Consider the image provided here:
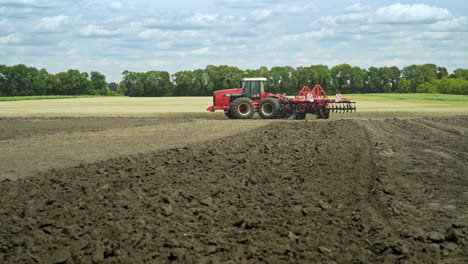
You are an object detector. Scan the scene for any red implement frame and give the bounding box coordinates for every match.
[297,84,328,99]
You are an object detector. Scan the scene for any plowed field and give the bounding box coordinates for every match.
[1,116,467,264]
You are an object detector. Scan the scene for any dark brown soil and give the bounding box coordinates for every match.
[0,116,467,263]
[0,117,191,140]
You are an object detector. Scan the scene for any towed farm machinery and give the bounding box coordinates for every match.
[207,78,356,119]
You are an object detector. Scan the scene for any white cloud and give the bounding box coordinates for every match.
[282,29,336,41]
[250,9,273,20]
[315,3,454,26]
[217,0,285,9]
[430,17,468,32]
[34,15,69,32]
[80,25,120,37]
[1,0,40,7]
[110,1,123,10]
[415,32,453,41]
[372,3,452,24]
[141,12,246,32]
[345,3,371,13]
[191,47,213,56]
[0,34,21,44]
[1,0,467,82]
[0,19,11,33]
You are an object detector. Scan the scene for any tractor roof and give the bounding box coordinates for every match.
[240,77,267,82]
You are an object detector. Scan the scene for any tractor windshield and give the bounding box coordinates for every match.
[242,81,264,98]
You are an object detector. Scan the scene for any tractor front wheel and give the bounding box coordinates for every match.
[230,97,255,119]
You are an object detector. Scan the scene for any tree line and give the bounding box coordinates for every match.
[1,64,467,97]
[0,64,119,96]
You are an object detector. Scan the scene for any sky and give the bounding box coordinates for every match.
[1,0,467,82]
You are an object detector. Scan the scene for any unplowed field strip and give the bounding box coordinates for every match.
[0,118,271,181]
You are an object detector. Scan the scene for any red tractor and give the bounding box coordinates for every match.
[207,77,355,119]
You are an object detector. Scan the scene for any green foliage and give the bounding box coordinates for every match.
[0,63,467,97]
[108,82,119,92]
[416,83,437,93]
[452,68,468,80]
[0,95,97,102]
[90,71,108,95]
[350,93,468,101]
[0,64,48,96]
[121,70,172,97]
[435,77,468,95]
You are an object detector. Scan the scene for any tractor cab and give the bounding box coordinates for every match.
[240,78,267,99]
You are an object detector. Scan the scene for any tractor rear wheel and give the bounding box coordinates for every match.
[230,97,255,119]
[258,97,281,119]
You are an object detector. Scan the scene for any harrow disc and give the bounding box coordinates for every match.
[329,103,356,113]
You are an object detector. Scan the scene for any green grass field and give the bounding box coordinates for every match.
[348,93,468,102]
[0,94,467,118]
[0,95,102,102]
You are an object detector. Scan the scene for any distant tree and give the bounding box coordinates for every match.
[413,64,438,90]
[331,64,365,93]
[50,70,90,95]
[120,70,145,97]
[365,67,381,93]
[437,67,448,79]
[309,65,331,91]
[416,82,437,93]
[397,79,411,93]
[107,82,119,92]
[402,64,438,93]
[2,63,466,97]
[331,64,353,93]
[172,70,194,96]
[388,66,401,92]
[144,71,172,96]
[0,65,6,96]
[435,77,468,94]
[90,71,108,95]
[192,69,210,96]
[452,68,468,80]
[267,66,296,94]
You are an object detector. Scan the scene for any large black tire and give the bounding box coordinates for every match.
[258,97,281,119]
[293,112,306,120]
[224,110,233,119]
[316,107,330,119]
[323,108,330,119]
[316,108,322,119]
[278,112,293,119]
[229,97,255,119]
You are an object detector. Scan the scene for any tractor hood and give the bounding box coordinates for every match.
[215,88,243,97]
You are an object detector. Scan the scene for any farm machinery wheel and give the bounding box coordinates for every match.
[229,97,255,119]
[258,97,281,119]
[278,112,293,119]
[293,112,306,120]
[315,107,330,119]
[323,108,330,119]
[224,110,233,119]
